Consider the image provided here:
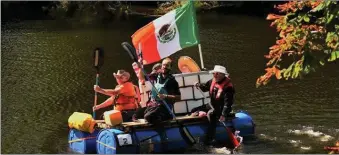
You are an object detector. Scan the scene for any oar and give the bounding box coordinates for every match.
[220,121,241,153]
[196,87,240,152]
[121,42,196,145]
[93,48,104,119]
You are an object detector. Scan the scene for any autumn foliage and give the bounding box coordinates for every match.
[256,0,339,87]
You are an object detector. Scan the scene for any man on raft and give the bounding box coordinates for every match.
[93,70,140,122]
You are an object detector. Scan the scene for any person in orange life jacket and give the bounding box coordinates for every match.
[93,70,139,122]
[143,58,181,124]
[132,62,162,121]
[194,65,235,145]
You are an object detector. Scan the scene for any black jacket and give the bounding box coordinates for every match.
[199,77,235,116]
[149,73,181,105]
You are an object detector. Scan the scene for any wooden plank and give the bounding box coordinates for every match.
[95,115,236,129]
[121,115,207,128]
[122,119,148,126]
[97,122,112,129]
[95,120,105,123]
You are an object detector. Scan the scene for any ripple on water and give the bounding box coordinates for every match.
[288,127,335,142]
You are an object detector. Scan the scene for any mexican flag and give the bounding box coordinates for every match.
[131,1,200,65]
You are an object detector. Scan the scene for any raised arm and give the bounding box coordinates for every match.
[94,85,120,96]
[198,79,212,92]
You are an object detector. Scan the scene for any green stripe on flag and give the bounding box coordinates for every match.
[175,1,200,48]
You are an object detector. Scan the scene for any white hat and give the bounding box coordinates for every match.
[210,65,229,76]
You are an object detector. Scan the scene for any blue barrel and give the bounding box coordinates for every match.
[135,127,190,153]
[134,130,162,153]
[135,123,234,153]
[95,111,255,154]
[232,110,255,136]
[96,129,138,154]
[186,121,235,142]
[68,129,99,154]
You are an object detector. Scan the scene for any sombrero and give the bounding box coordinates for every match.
[178,56,201,73]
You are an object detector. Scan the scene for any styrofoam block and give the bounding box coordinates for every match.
[193,87,204,99]
[140,91,150,103]
[139,81,152,93]
[204,97,211,105]
[187,100,203,112]
[204,91,209,97]
[144,81,152,92]
[183,75,199,86]
[175,76,184,87]
[180,87,193,100]
[193,87,209,99]
[174,101,187,114]
[199,74,213,84]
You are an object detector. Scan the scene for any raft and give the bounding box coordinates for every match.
[68,71,256,154]
[96,111,254,154]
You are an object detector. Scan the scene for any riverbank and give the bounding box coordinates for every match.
[2,1,282,22]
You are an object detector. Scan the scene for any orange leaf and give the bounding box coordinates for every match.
[267,14,283,20]
[264,54,272,59]
[276,39,286,44]
[275,69,282,79]
[311,1,321,8]
[279,31,286,38]
[269,45,279,50]
[265,67,273,72]
[286,26,294,32]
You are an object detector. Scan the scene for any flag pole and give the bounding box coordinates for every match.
[138,43,143,66]
[137,42,146,107]
[198,44,205,69]
[192,0,204,70]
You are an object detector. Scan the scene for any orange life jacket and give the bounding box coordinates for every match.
[114,82,140,111]
[209,77,232,100]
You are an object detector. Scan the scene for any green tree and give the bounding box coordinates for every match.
[46,1,130,22]
[256,0,339,87]
[154,1,220,15]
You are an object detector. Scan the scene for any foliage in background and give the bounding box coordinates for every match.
[45,1,131,22]
[256,0,339,87]
[154,1,220,15]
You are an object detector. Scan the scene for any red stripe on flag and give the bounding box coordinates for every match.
[131,22,160,65]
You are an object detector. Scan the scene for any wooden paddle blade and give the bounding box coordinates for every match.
[179,123,196,145]
[225,127,240,149]
[93,48,104,68]
[121,42,138,62]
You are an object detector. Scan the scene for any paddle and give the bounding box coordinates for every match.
[121,42,196,145]
[93,48,104,119]
[196,87,240,152]
[220,121,241,153]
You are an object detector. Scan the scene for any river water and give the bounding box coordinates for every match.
[1,13,338,154]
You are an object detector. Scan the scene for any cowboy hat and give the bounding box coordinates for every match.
[210,65,229,76]
[178,56,201,73]
[113,70,130,80]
